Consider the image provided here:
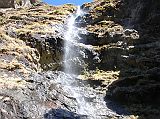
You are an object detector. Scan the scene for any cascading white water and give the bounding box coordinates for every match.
[63,6,84,74]
[63,6,95,115]
[59,6,121,119]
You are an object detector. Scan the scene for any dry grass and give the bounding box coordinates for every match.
[78,69,120,86]
[0,77,26,89]
[15,22,59,35]
[0,3,76,81]
[78,69,120,88]
[0,30,40,75]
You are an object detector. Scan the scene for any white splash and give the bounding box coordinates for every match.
[63,6,99,117]
[61,6,120,119]
[63,6,84,74]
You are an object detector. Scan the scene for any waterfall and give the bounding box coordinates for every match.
[58,6,121,119]
[63,6,95,116]
[63,6,84,74]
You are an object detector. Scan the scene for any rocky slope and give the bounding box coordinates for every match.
[0,0,39,8]
[0,0,160,119]
[0,3,81,119]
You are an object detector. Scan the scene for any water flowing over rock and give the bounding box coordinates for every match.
[60,6,127,119]
[0,0,160,119]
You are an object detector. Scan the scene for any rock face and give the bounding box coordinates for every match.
[0,31,40,79]
[0,0,160,119]
[0,0,39,8]
[80,0,160,118]
[0,71,83,119]
[0,0,15,8]
[1,3,76,70]
[0,3,81,119]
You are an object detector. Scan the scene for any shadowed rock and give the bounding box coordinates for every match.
[81,0,160,118]
[0,0,14,8]
[44,108,87,119]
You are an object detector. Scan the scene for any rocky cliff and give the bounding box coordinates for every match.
[0,0,160,119]
[80,0,160,118]
[0,3,79,119]
[0,0,39,8]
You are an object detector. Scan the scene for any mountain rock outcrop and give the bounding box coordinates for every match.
[0,3,79,119]
[80,0,160,118]
[0,0,39,8]
[0,0,160,119]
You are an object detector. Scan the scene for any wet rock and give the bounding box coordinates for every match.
[44,108,87,119]
[0,70,127,119]
[81,0,160,118]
